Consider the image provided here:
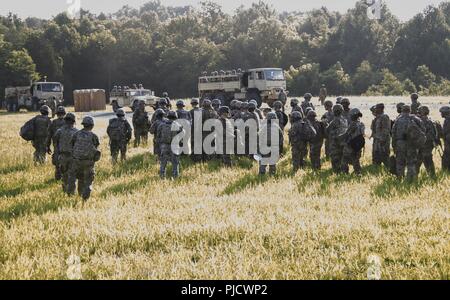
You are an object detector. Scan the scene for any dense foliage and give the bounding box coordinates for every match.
[0,0,449,102]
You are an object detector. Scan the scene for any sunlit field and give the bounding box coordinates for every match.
[0,96,449,280]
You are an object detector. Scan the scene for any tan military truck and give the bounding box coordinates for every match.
[4,81,64,112]
[110,86,158,112]
[198,68,287,107]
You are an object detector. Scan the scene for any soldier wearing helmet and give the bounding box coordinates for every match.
[150,108,167,158]
[289,111,308,172]
[68,115,100,201]
[201,99,218,160]
[175,100,191,121]
[278,88,288,107]
[53,113,78,193]
[259,112,284,176]
[336,96,343,105]
[189,98,202,162]
[290,98,304,119]
[47,105,67,179]
[249,99,263,120]
[218,106,234,167]
[371,103,391,168]
[341,108,365,175]
[340,98,351,122]
[24,105,52,164]
[416,105,438,177]
[321,100,335,159]
[212,99,221,112]
[162,92,172,109]
[273,101,288,130]
[410,93,421,115]
[319,84,327,106]
[439,106,450,171]
[307,109,326,170]
[326,104,349,173]
[301,93,315,116]
[396,102,405,116]
[157,111,183,178]
[107,108,133,164]
[133,100,150,148]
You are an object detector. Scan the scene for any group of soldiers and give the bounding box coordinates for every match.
[24,92,450,201]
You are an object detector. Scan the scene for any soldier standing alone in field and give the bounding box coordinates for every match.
[416,106,438,177]
[372,103,391,168]
[68,116,100,202]
[326,104,349,174]
[53,113,78,193]
[107,109,133,164]
[319,84,327,106]
[30,105,52,164]
[132,101,150,147]
[439,106,450,171]
[47,106,67,179]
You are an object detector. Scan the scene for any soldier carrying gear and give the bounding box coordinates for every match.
[340,98,351,122]
[289,111,309,172]
[47,105,67,179]
[68,116,100,202]
[150,108,167,157]
[416,105,438,177]
[249,99,263,119]
[371,103,391,168]
[307,110,325,170]
[212,99,221,112]
[290,98,305,119]
[273,101,288,131]
[133,101,150,147]
[201,99,218,160]
[53,113,78,193]
[107,109,133,164]
[217,106,235,167]
[259,112,284,175]
[24,105,52,164]
[189,98,202,161]
[439,106,450,171]
[278,88,288,107]
[392,105,426,181]
[301,93,315,116]
[321,100,335,159]
[157,111,183,178]
[341,108,365,175]
[326,104,349,173]
[411,93,421,115]
[162,92,172,109]
[336,96,343,105]
[176,100,191,121]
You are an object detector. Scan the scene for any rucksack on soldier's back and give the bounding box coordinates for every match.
[407,117,426,148]
[20,119,35,141]
[108,118,125,141]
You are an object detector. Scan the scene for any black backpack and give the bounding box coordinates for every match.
[20,119,35,141]
[349,135,366,152]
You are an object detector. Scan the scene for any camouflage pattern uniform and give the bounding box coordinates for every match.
[278,89,288,107]
[341,98,352,123]
[392,106,424,180]
[150,109,166,157]
[259,113,284,175]
[30,106,52,164]
[372,104,391,167]
[411,93,421,115]
[189,99,202,161]
[68,117,100,201]
[440,107,450,171]
[301,93,315,114]
[319,85,327,106]
[307,111,326,170]
[157,112,183,178]
[417,106,438,176]
[289,112,308,171]
[47,107,67,179]
[273,101,288,131]
[218,106,234,167]
[176,100,191,121]
[107,110,133,163]
[132,103,150,147]
[321,100,334,159]
[201,100,218,160]
[53,113,78,193]
[342,109,365,174]
[290,99,305,119]
[326,105,349,173]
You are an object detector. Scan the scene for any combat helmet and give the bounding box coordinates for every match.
[56,106,66,115]
[333,104,344,115]
[418,106,430,116]
[304,93,313,100]
[40,105,50,115]
[64,113,76,123]
[291,111,302,122]
[176,100,185,107]
[82,116,95,127]
[116,108,126,117]
[167,111,178,120]
[349,108,363,118]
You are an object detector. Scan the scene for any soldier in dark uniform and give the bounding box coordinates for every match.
[47,106,67,179]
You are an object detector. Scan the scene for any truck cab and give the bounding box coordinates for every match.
[31,82,64,106]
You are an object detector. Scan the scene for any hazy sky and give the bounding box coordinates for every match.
[0,0,445,21]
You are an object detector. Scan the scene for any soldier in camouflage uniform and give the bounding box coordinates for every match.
[341,98,352,123]
[278,88,288,108]
[150,109,166,158]
[218,106,235,167]
[410,93,421,115]
[301,93,315,114]
[290,98,305,119]
[47,106,67,179]
[439,106,450,171]
[212,99,221,113]
[416,106,438,177]
[319,84,327,106]
[259,112,284,175]
[30,105,52,164]
[230,100,240,120]
[201,99,218,160]
[68,116,100,201]
[392,105,424,181]
[107,109,133,164]
[53,113,78,193]
[273,101,288,131]
[162,92,172,110]
[289,111,307,172]
[307,110,326,170]
[326,104,349,174]
[189,98,202,162]
[176,100,191,121]
[132,101,150,147]
[372,103,391,168]
[321,100,334,159]
[342,108,365,175]
[157,111,183,178]
[250,99,264,120]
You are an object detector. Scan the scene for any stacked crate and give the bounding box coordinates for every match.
[74,89,106,112]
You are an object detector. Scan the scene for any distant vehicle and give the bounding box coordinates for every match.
[4,81,64,112]
[110,86,158,112]
[198,68,287,107]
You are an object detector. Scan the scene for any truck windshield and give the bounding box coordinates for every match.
[264,70,284,81]
[41,83,62,92]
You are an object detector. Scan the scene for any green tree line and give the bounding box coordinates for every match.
[0,0,449,103]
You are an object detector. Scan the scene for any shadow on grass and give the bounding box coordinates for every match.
[371,171,448,198]
[0,190,75,223]
[0,163,30,175]
[297,164,385,196]
[0,178,57,198]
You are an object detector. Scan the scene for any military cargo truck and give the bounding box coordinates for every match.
[4,81,64,112]
[198,68,287,107]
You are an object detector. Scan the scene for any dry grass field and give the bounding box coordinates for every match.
[0,96,449,280]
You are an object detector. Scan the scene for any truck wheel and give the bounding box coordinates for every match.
[247,91,262,108]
